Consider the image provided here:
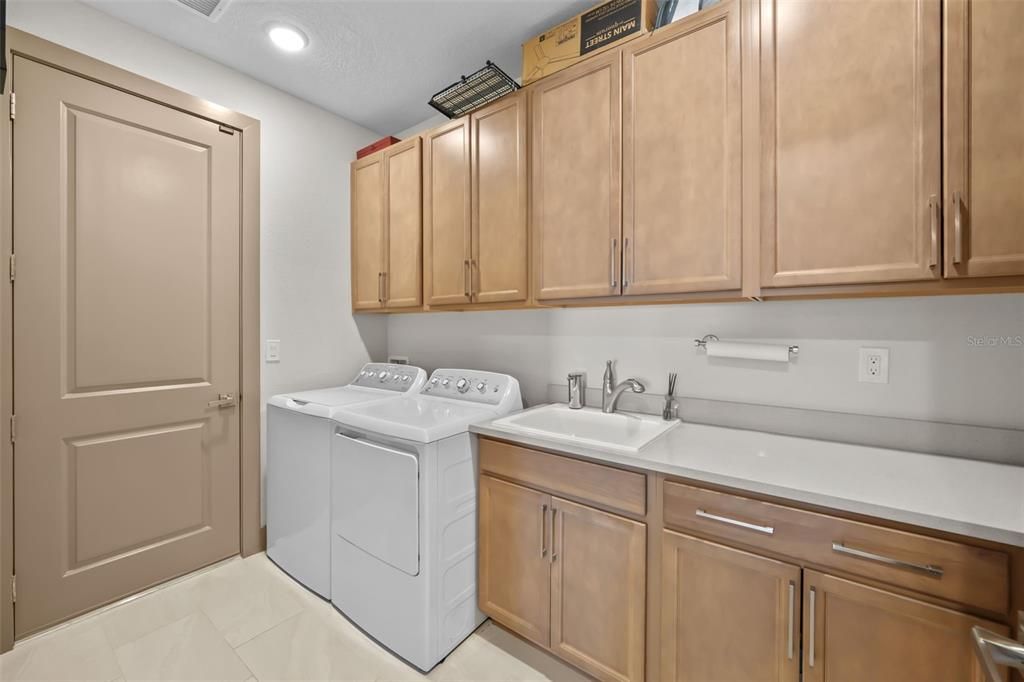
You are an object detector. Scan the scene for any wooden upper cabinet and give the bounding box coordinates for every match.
[662,530,800,682]
[532,50,622,301]
[383,138,422,308]
[944,0,1024,278]
[423,119,472,305]
[478,475,552,649]
[623,2,742,296]
[351,154,385,311]
[550,497,645,682]
[472,93,529,304]
[803,571,1005,682]
[760,0,942,288]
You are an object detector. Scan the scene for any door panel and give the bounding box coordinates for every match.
[472,94,528,304]
[13,57,241,636]
[760,0,941,287]
[944,0,1024,277]
[803,571,1005,682]
[478,475,551,648]
[384,138,422,308]
[623,3,742,295]
[661,530,800,682]
[351,154,385,310]
[532,51,622,300]
[423,120,472,306]
[550,497,645,682]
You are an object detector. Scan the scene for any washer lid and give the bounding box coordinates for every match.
[268,364,427,417]
[334,396,498,443]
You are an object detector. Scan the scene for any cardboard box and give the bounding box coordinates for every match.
[356,136,401,159]
[522,0,656,85]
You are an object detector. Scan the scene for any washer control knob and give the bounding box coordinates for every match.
[476,382,486,393]
[378,371,389,383]
[403,375,411,383]
[456,378,470,393]
[442,378,450,387]
[430,377,439,385]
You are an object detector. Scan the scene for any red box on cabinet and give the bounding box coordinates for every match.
[356,136,401,159]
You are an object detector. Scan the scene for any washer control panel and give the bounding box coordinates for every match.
[351,363,426,392]
[421,369,521,408]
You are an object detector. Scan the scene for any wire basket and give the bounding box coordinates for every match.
[428,61,520,119]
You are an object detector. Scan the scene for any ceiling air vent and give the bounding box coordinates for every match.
[172,0,233,21]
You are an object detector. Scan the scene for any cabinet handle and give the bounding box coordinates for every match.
[953,191,964,265]
[382,271,388,302]
[609,238,618,289]
[831,542,943,577]
[540,504,548,558]
[378,272,384,303]
[470,259,477,298]
[695,508,775,535]
[808,586,816,668]
[463,259,471,298]
[786,581,795,661]
[550,507,559,563]
[928,195,939,268]
[622,237,630,288]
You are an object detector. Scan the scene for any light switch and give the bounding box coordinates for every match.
[266,339,281,363]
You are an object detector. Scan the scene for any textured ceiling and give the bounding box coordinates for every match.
[81,0,593,134]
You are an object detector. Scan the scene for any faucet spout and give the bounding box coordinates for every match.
[603,378,646,414]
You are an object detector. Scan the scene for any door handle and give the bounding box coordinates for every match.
[540,504,548,558]
[928,195,939,268]
[786,581,795,660]
[377,272,384,303]
[382,271,388,303]
[622,237,630,289]
[953,191,964,265]
[609,238,618,289]
[550,507,559,563]
[207,393,236,408]
[808,586,817,668]
[463,259,471,298]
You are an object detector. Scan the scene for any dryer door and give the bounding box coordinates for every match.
[332,431,420,576]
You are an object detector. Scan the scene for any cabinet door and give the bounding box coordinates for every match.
[423,120,472,305]
[944,0,1024,278]
[760,0,941,287]
[351,154,385,311]
[550,497,645,682]
[472,93,529,304]
[531,50,622,301]
[661,530,800,682]
[383,138,422,308]
[623,2,742,296]
[478,475,551,648]
[803,570,1006,682]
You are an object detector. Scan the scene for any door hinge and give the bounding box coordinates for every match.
[10,575,15,603]
[8,253,14,283]
[9,92,15,121]
[218,124,235,135]
[9,414,15,444]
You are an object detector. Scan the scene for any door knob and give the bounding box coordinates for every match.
[207,393,236,408]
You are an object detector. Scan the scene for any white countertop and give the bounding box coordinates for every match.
[471,406,1024,548]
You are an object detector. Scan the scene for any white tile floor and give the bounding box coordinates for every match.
[0,553,590,681]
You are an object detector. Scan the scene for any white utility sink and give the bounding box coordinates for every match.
[492,403,678,453]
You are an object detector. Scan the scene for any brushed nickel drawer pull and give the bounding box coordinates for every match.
[808,586,816,668]
[831,542,943,577]
[695,508,775,535]
[786,581,795,660]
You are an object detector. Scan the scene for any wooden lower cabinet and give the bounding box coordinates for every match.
[661,530,800,682]
[551,497,646,682]
[803,570,1006,682]
[478,474,646,682]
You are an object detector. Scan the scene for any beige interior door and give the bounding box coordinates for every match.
[351,154,386,311]
[471,93,528,304]
[423,120,472,306]
[760,0,942,288]
[661,530,800,682]
[531,50,623,301]
[944,0,1024,278]
[623,2,742,296]
[13,56,241,637]
[383,138,422,309]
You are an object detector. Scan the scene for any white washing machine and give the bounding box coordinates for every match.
[266,363,426,598]
[329,369,522,671]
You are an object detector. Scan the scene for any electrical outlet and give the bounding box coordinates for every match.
[858,347,889,384]
[388,355,410,365]
[266,339,281,363]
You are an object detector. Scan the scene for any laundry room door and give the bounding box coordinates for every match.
[12,55,241,637]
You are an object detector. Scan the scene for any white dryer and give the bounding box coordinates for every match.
[266,363,426,598]
[329,369,522,671]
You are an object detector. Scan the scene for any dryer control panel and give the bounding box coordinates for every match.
[421,369,523,410]
[351,363,426,392]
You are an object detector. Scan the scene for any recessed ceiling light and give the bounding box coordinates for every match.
[268,24,308,53]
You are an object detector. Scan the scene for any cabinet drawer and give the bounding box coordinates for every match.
[663,480,1009,614]
[479,438,646,516]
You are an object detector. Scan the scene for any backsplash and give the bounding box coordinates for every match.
[387,294,1024,437]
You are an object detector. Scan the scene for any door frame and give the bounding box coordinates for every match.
[0,28,262,653]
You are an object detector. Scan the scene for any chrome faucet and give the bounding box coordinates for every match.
[601,360,646,414]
